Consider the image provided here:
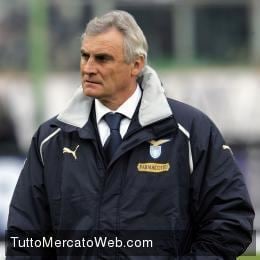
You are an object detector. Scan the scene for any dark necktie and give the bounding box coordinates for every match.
[103,112,124,162]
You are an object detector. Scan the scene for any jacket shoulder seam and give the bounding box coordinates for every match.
[178,123,190,139]
[178,123,193,174]
[40,128,61,165]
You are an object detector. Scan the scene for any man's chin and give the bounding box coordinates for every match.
[82,87,101,98]
[82,82,102,95]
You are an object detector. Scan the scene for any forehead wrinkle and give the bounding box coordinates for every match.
[82,30,124,57]
[83,44,118,55]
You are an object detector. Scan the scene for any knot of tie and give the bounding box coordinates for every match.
[103,112,124,163]
[103,112,124,131]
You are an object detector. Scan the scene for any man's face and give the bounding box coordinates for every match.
[80,27,143,109]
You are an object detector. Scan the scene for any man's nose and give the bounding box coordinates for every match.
[82,57,97,74]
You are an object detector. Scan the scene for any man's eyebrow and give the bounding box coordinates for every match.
[80,49,88,55]
[95,53,113,58]
[80,50,113,57]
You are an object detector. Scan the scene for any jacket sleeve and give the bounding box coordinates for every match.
[185,118,255,259]
[6,131,55,259]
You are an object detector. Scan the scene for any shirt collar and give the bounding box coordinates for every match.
[95,84,142,124]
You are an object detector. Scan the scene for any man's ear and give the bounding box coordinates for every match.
[131,56,145,77]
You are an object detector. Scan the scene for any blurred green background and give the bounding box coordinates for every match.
[0,0,260,258]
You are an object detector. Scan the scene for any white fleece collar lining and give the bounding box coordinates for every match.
[57,66,173,128]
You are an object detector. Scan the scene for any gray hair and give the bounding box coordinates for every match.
[82,10,148,64]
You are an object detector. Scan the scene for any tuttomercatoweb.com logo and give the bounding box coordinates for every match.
[7,230,254,256]
[6,231,161,256]
[9,235,153,249]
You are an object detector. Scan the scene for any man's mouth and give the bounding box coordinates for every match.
[84,80,102,85]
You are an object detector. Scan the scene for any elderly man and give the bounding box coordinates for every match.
[7,10,254,259]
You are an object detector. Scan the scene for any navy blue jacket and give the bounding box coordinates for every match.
[7,66,254,259]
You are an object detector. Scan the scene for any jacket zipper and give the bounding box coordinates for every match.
[91,140,109,259]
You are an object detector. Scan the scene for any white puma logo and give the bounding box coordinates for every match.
[63,145,79,160]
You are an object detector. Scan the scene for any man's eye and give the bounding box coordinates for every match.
[81,52,89,60]
[96,55,110,62]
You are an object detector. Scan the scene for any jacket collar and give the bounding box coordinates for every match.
[56,65,173,128]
